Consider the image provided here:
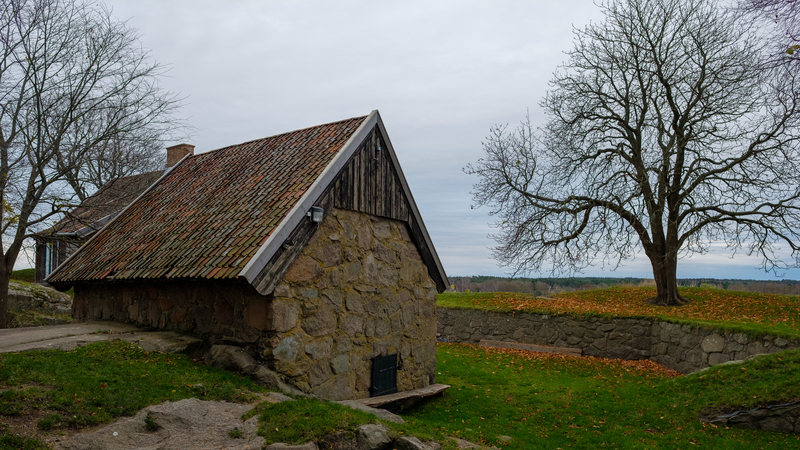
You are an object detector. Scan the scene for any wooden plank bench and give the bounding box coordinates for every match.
[356,383,450,409]
[479,339,582,357]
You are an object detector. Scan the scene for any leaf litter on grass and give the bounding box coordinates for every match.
[407,343,800,449]
[447,286,800,333]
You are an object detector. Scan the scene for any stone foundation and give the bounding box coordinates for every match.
[71,209,438,400]
[437,307,799,374]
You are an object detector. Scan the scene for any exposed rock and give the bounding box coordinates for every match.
[270,298,300,333]
[706,401,800,434]
[284,256,323,283]
[8,281,72,315]
[265,443,319,450]
[357,423,391,449]
[317,431,362,450]
[394,437,426,450]
[205,345,259,373]
[56,398,263,450]
[204,344,300,396]
[252,366,283,391]
[133,332,203,354]
[452,437,498,449]
[305,337,334,360]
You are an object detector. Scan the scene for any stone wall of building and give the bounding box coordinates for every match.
[266,209,438,400]
[437,307,799,374]
[71,208,438,401]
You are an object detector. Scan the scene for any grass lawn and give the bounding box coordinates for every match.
[438,286,800,339]
[2,286,799,448]
[0,340,445,449]
[10,269,35,284]
[405,343,800,449]
[0,340,267,448]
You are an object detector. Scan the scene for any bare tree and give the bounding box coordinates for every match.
[65,134,166,202]
[0,0,183,326]
[467,0,800,306]
[741,0,800,54]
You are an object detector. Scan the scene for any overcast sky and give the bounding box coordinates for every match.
[69,0,798,281]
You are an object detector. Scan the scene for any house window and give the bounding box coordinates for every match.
[43,242,57,278]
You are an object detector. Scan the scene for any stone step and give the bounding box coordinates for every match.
[356,383,450,409]
[479,339,582,357]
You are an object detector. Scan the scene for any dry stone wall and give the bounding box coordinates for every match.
[437,307,799,373]
[71,208,438,401]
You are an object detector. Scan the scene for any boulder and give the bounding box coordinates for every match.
[56,398,263,450]
[205,344,260,373]
[8,281,72,315]
[357,423,391,449]
[393,436,442,450]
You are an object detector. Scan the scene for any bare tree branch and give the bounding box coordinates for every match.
[467,0,800,306]
[0,0,186,326]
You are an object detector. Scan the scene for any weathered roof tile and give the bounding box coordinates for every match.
[48,115,366,283]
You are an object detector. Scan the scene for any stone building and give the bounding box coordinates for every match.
[48,111,448,400]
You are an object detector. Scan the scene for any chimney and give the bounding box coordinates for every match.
[166,144,195,168]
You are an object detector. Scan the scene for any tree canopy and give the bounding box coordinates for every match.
[467,0,800,306]
[0,0,184,326]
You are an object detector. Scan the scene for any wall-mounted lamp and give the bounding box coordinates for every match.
[307,206,324,223]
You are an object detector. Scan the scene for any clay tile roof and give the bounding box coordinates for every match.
[47,115,368,283]
[36,171,164,237]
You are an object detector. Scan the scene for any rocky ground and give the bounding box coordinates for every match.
[7,281,73,327]
[51,396,479,450]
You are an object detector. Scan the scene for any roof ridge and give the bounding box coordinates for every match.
[191,114,370,157]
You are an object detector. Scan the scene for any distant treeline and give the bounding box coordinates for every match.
[448,276,800,296]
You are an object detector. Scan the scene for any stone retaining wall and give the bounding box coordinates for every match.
[437,307,799,374]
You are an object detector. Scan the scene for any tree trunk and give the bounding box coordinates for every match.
[0,269,10,328]
[648,252,688,306]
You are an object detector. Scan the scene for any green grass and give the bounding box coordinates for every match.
[0,424,48,450]
[247,397,446,447]
[248,397,385,444]
[0,340,265,444]
[0,340,448,448]
[10,268,35,283]
[7,310,72,328]
[2,338,799,448]
[404,343,800,449]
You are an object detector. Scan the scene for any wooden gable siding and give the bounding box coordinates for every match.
[330,126,410,222]
[250,125,446,295]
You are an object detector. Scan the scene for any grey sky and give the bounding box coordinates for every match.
[85,0,798,281]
